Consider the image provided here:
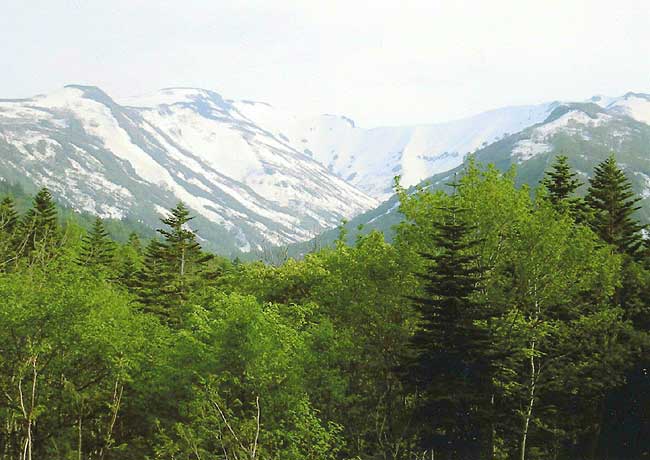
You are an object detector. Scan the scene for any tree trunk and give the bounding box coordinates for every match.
[18,356,38,460]
[520,339,536,460]
[485,393,495,460]
[78,414,83,460]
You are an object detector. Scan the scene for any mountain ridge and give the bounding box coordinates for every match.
[0,84,377,254]
[2,85,649,255]
[310,92,650,251]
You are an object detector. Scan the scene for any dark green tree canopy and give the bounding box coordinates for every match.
[135,202,213,326]
[156,202,212,277]
[19,187,61,257]
[0,196,19,234]
[543,154,581,205]
[541,154,590,222]
[405,197,495,457]
[78,217,115,270]
[585,155,644,257]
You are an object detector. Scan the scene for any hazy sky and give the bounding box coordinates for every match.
[2,0,650,126]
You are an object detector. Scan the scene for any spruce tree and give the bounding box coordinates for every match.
[542,154,589,222]
[157,202,212,278]
[0,196,20,267]
[126,232,142,255]
[543,155,580,204]
[405,197,494,459]
[78,217,115,270]
[135,202,212,327]
[19,187,60,257]
[0,196,19,234]
[117,232,143,288]
[585,155,644,257]
[136,239,175,321]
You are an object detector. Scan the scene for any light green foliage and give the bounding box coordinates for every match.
[77,216,116,272]
[0,165,648,459]
[394,162,640,459]
[0,260,167,459]
[153,293,344,459]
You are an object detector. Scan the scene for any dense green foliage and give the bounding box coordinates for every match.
[1,155,649,460]
[585,156,645,257]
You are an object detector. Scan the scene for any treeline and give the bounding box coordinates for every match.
[0,155,648,460]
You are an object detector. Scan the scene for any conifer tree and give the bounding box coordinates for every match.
[157,202,212,278]
[0,196,20,267]
[0,196,19,234]
[78,217,115,270]
[585,155,644,257]
[126,232,142,255]
[542,154,589,222]
[405,197,494,459]
[117,233,144,289]
[136,239,174,320]
[543,155,580,203]
[135,202,212,327]
[19,187,60,257]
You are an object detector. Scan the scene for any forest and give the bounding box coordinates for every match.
[0,155,649,460]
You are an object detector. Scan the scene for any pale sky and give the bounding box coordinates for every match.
[2,0,650,126]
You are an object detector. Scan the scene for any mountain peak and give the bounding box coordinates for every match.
[118,87,228,109]
[0,84,377,254]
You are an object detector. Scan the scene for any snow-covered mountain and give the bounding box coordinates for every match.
[320,92,650,247]
[0,85,377,253]
[2,85,648,255]
[232,99,559,200]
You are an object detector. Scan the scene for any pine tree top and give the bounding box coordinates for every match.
[78,217,115,268]
[585,155,644,256]
[0,196,19,232]
[543,154,581,205]
[26,188,57,222]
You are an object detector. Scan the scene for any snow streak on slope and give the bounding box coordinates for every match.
[604,93,650,125]
[3,85,649,254]
[512,109,611,162]
[0,86,377,253]
[327,93,650,249]
[233,100,558,200]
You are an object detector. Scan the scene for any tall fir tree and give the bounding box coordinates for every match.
[117,232,143,289]
[126,232,142,255]
[135,203,212,327]
[543,155,580,204]
[136,239,174,320]
[585,155,644,257]
[19,187,60,258]
[0,196,19,234]
[541,154,588,222]
[77,217,115,270]
[157,202,212,278]
[405,197,495,459]
[0,196,20,267]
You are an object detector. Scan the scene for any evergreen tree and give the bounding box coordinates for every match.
[543,155,580,204]
[19,187,60,258]
[0,196,19,234]
[0,196,20,268]
[136,239,174,321]
[542,154,588,221]
[117,232,143,288]
[126,232,142,255]
[135,203,212,327]
[77,217,115,270]
[405,197,494,459]
[157,202,211,278]
[585,155,644,257]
